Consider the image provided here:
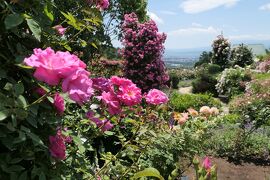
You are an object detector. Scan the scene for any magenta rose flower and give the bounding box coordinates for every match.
[62,69,94,105]
[110,76,133,87]
[24,47,86,86]
[202,157,212,170]
[117,84,142,106]
[53,93,65,115]
[96,0,109,10]
[145,89,168,105]
[101,91,121,115]
[49,131,66,160]
[92,77,110,92]
[54,25,67,36]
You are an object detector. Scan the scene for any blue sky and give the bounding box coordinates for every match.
[146,0,270,49]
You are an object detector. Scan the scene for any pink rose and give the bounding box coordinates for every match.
[117,84,142,106]
[145,89,168,105]
[49,131,66,160]
[202,157,212,170]
[53,93,65,115]
[35,87,47,96]
[24,48,86,86]
[92,77,110,92]
[96,0,109,10]
[110,76,133,87]
[54,25,67,36]
[101,91,121,115]
[62,69,93,105]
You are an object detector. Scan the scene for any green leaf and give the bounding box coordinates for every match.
[104,131,115,136]
[5,14,24,29]
[18,171,28,180]
[91,42,98,49]
[39,172,46,180]
[44,4,54,22]
[0,110,9,121]
[21,127,46,148]
[16,64,34,69]
[17,95,27,107]
[72,136,85,153]
[132,168,164,180]
[26,18,41,41]
[6,165,25,172]
[14,82,24,96]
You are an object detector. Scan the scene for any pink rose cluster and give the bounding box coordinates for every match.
[24,47,94,105]
[91,76,169,116]
[49,129,72,160]
[121,13,169,92]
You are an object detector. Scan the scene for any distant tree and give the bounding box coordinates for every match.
[230,44,253,67]
[194,51,213,67]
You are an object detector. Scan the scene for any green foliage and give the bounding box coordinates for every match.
[206,125,270,160]
[139,116,219,179]
[194,51,213,67]
[192,64,221,96]
[169,72,179,89]
[170,92,221,112]
[230,44,254,67]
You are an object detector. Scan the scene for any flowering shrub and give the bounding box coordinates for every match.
[216,66,252,98]
[211,35,231,69]
[230,44,254,67]
[121,13,169,92]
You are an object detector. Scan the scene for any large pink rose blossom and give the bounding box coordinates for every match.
[86,111,114,132]
[62,69,93,105]
[53,93,65,115]
[101,91,121,115]
[145,89,168,105]
[24,47,86,85]
[110,76,133,87]
[54,25,67,36]
[117,85,142,106]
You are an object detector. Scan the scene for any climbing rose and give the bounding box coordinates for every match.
[86,111,114,132]
[53,93,65,115]
[62,69,93,105]
[210,107,219,116]
[101,91,121,115]
[54,25,67,36]
[145,89,168,105]
[24,47,86,85]
[49,131,66,160]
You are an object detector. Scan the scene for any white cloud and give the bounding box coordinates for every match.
[191,22,203,27]
[168,26,220,36]
[166,26,221,49]
[259,3,270,11]
[229,34,270,41]
[160,10,177,15]
[180,0,240,14]
[147,11,164,24]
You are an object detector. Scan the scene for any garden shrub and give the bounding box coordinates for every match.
[121,13,169,92]
[230,44,254,67]
[170,92,221,112]
[169,72,179,89]
[192,64,222,96]
[211,35,231,69]
[216,66,252,99]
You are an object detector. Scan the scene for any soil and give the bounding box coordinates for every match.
[183,157,270,180]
